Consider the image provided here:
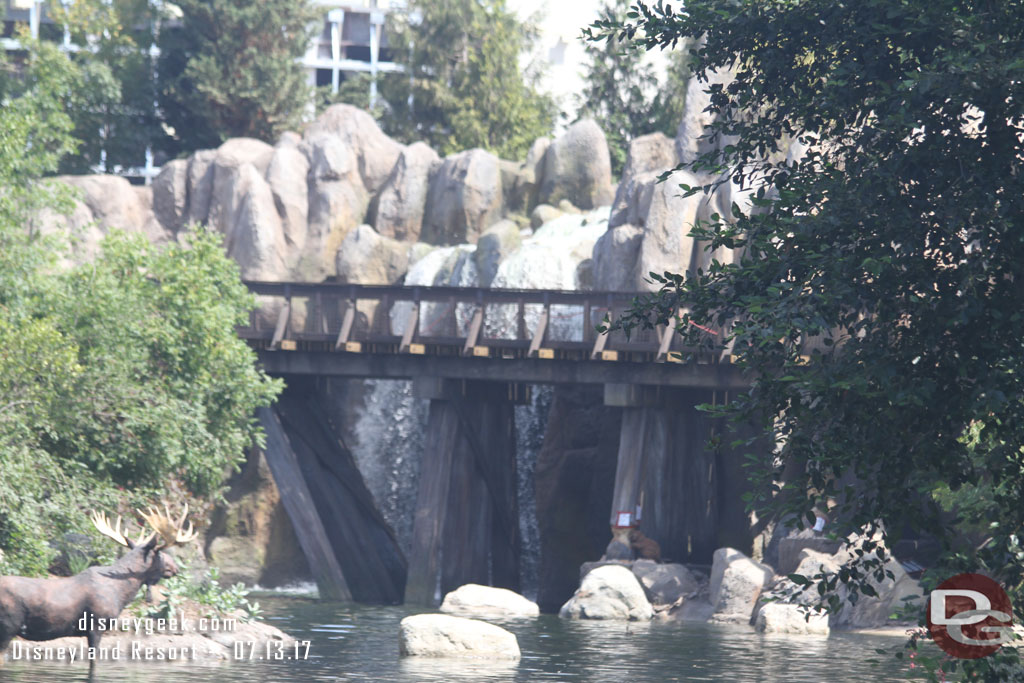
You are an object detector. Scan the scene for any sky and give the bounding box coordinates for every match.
[507,0,605,110]
[505,0,669,126]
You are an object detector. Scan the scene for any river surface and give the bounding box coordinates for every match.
[0,596,923,682]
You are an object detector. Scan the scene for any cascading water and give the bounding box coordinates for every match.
[350,208,609,596]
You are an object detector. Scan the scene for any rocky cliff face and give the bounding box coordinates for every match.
[41,88,770,595]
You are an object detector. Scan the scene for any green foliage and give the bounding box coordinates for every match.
[0,37,281,576]
[157,0,319,152]
[379,0,556,159]
[577,0,691,176]
[596,1,1024,676]
[143,562,261,622]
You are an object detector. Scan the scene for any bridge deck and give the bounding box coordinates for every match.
[241,281,748,389]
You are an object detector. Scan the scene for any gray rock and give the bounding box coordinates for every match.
[474,219,522,287]
[421,148,503,245]
[335,224,410,285]
[265,140,310,252]
[610,132,676,228]
[530,203,563,229]
[304,104,403,195]
[540,119,615,210]
[303,134,370,280]
[398,614,520,659]
[205,138,276,240]
[223,164,289,282]
[152,158,189,232]
[676,58,738,173]
[186,149,217,226]
[776,529,842,576]
[264,137,307,252]
[372,141,440,242]
[559,565,653,621]
[709,547,774,624]
[632,560,700,607]
[500,137,549,215]
[440,584,540,619]
[592,224,643,291]
[754,603,830,635]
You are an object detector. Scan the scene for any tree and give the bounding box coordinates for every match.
[596,2,1024,677]
[577,0,690,176]
[47,0,170,173]
[0,40,281,576]
[157,0,319,152]
[379,0,556,160]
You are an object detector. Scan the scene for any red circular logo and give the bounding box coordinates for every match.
[927,573,1013,659]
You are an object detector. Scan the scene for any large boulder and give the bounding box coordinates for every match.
[40,175,170,264]
[709,547,774,624]
[221,165,289,281]
[186,149,217,226]
[592,224,643,291]
[265,134,310,253]
[776,529,842,576]
[474,219,522,287]
[204,138,275,241]
[302,134,370,280]
[372,141,440,242]
[539,119,615,210]
[398,614,521,659]
[335,224,410,285]
[304,104,404,194]
[609,132,676,228]
[754,603,830,636]
[152,158,189,233]
[440,584,540,619]
[421,148,504,245]
[500,137,549,215]
[559,565,653,621]
[636,170,707,290]
[632,560,700,607]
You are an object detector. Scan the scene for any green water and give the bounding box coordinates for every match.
[0,597,918,682]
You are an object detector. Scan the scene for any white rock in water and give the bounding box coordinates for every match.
[710,547,774,624]
[440,584,540,619]
[559,564,653,621]
[754,603,830,636]
[398,614,521,659]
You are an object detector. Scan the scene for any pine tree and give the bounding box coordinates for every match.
[379,0,556,160]
[577,0,690,176]
[157,0,319,152]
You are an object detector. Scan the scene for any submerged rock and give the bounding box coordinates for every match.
[398,614,521,659]
[440,584,540,619]
[559,565,653,621]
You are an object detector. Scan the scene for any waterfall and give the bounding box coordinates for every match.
[350,208,609,594]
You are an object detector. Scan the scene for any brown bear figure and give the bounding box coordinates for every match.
[628,528,661,562]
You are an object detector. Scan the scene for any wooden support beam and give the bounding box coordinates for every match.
[399,304,419,353]
[256,407,351,601]
[334,299,356,350]
[462,308,483,356]
[609,407,651,528]
[528,303,550,358]
[591,318,610,359]
[405,402,460,605]
[270,300,291,350]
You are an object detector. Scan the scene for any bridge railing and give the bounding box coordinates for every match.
[238,281,730,363]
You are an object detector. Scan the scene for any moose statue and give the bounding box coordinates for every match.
[0,505,197,659]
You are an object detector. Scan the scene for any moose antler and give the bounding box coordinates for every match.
[138,504,197,549]
[91,511,153,548]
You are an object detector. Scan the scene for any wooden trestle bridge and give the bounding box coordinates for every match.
[240,281,755,607]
